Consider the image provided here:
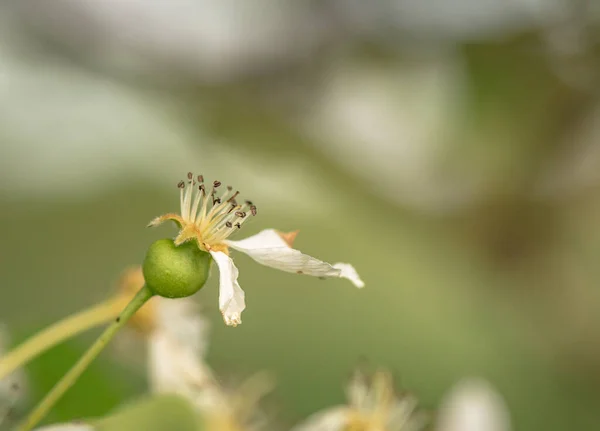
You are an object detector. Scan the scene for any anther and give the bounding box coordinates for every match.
[213,198,221,205]
[235,211,246,218]
[250,205,257,216]
[235,223,241,229]
[199,184,206,195]
[227,191,240,202]
[245,200,253,205]
[198,175,204,183]
[177,181,185,189]
[226,221,233,228]
[187,172,193,180]
[213,180,222,188]
[227,185,233,191]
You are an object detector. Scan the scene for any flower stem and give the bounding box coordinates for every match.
[0,296,128,382]
[18,285,154,431]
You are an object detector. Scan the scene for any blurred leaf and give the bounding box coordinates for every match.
[18,331,145,424]
[94,394,202,431]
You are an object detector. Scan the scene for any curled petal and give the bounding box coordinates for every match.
[225,230,364,288]
[210,251,246,326]
[332,263,364,288]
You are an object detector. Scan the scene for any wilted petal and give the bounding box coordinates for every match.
[225,229,364,288]
[210,251,246,326]
[436,379,511,431]
[332,263,364,288]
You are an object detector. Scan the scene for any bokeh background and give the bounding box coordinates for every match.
[1,0,600,430]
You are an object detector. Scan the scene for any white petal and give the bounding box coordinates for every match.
[436,379,511,431]
[210,251,246,326]
[332,263,364,288]
[225,231,364,288]
[33,424,94,431]
[290,407,350,431]
[225,228,290,249]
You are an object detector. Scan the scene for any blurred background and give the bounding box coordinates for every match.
[1,0,600,429]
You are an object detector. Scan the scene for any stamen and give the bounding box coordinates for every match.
[227,191,239,202]
[183,175,195,219]
[190,185,205,222]
[175,174,257,245]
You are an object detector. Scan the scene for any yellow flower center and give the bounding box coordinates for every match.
[149,173,257,252]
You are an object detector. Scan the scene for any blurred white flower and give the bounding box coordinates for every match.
[435,379,511,431]
[291,370,425,431]
[117,267,271,431]
[149,173,364,326]
[33,423,93,431]
[301,57,479,213]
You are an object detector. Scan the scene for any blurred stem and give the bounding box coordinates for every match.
[18,285,154,431]
[0,296,129,381]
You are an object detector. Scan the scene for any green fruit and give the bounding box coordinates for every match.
[142,239,211,298]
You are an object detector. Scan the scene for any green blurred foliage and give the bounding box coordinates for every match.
[1,22,600,431]
[94,394,202,431]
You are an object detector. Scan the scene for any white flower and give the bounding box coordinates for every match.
[115,267,214,399]
[117,267,269,431]
[291,370,425,431]
[435,379,511,431]
[149,172,364,326]
[33,424,93,431]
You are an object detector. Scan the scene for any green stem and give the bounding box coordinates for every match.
[0,296,126,382]
[18,285,154,431]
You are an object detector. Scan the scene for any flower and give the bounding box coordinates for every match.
[33,424,93,431]
[291,370,425,431]
[149,172,364,326]
[435,379,511,431]
[116,267,212,398]
[118,267,271,431]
